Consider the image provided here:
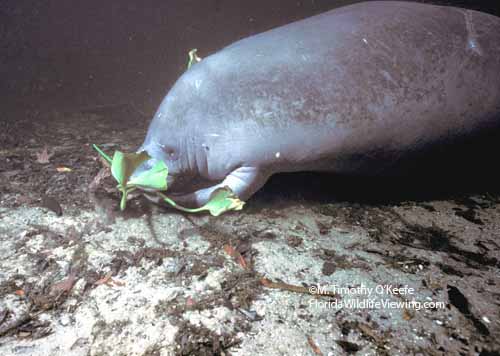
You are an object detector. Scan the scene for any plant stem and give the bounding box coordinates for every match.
[92,144,113,164]
[157,192,204,213]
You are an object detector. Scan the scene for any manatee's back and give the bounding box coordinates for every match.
[188,1,500,173]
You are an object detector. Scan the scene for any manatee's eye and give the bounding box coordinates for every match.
[162,146,179,161]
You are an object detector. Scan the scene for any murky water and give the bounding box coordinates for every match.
[1,0,498,119]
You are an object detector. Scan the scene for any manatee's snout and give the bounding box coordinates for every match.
[131,158,174,189]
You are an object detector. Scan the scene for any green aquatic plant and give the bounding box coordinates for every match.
[157,186,244,217]
[187,48,202,69]
[92,144,244,215]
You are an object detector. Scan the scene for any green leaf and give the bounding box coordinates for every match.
[202,186,245,216]
[111,150,150,188]
[109,150,154,211]
[128,159,168,191]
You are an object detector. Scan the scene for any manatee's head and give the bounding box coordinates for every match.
[132,68,214,194]
[132,120,195,193]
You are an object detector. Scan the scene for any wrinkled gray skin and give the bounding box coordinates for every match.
[135,1,500,208]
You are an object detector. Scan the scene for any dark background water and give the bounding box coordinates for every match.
[1,0,499,120]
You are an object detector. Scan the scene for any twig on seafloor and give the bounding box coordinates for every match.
[260,278,340,298]
[0,312,32,337]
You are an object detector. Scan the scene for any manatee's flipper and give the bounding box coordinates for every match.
[169,166,269,208]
